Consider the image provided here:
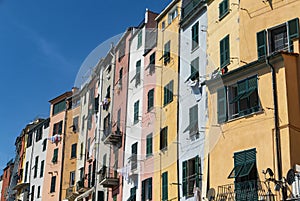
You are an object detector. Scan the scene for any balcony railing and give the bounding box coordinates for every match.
[182,0,205,21]
[216,180,274,201]
[99,166,119,188]
[103,129,122,146]
[76,179,87,193]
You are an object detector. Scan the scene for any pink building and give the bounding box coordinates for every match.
[42,91,72,201]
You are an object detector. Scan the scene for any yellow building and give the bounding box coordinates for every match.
[61,89,81,201]
[205,0,300,200]
[154,0,181,200]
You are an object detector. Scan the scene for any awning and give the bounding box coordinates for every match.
[74,187,95,201]
[13,182,29,191]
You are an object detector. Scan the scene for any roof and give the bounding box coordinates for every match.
[155,0,180,22]
[49,91,72,104]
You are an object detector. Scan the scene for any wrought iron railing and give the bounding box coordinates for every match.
[98,166,118,182]
[216,180,273,201]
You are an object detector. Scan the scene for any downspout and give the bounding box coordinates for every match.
[177,17,181,201]
[266,57,286,201]
[59,98,68,201]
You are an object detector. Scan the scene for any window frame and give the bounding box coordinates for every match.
[192,22,199,50]
[160,127,168,151]
[146,133,153,157]
[147,89,154,112]
[134,100,140,124]
[164,80,174,106]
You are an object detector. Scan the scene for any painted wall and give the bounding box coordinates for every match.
[178,2,207,200]
[154,1,181,200]
[1,162,13,201]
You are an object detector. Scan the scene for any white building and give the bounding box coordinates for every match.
[23,119,50,201]
[178,0,207,200]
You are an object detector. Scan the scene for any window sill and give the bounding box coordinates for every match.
[147,107,154,113]
[226,108,263,123]
[163,100,173,107]
[146,154,153,159]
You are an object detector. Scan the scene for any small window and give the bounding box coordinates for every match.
[24,161,29,182]
[31,185,35,201]
[70,171,75,186]
[40,160,44,178]
[162,21,166,30]
[35,126,43,142]
[192,22,199,50]
[219,0,229,19]
[182,156,201,197]
[149,52,155,74]
[142,177,152,201]
[50,176,56,193]
[27,132,33,148]
[164,80,174,106]
[42,139,47,151]
[191,57,199,76]
[118,68,123,90]
[160,127,168,150]
[131,142,138,170]
[33,156,39,178]
[163,41,171,65]
[146,134,153,157]
[220,35,230,68]
[117,109,121,133]
[52,148,58,163]
[134,100,140,124]
[53,121,63,135]
[135,60,141,87]
[71,143,77,159]
[162,172,168,201]
[137,31,142,49]
[168,8,178,24]
[37,186,41,198]
[147,89,154,112]
[72,116,79,133]
[53,100,66,116]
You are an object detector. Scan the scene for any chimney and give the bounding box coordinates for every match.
[145,8,149,24]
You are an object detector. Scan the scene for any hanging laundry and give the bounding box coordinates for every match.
[47,134,62,144]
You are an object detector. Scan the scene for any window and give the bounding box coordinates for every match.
[183,105,199,136]
[118,68,123,90]
[103,113,111,137]
[88,164,92,188]
[131,142,138,170]
[118,39,126,61]
[72,116,79,132]
[217,76,259,123]
[257,18,299,58]
[219,0,229,19]
[137,31,142,49]
[136,60,141,87]
[106,86,111,99]
[50,176,56,193]
[37,186,41,198]
[44,119,50,129]
[34,156,39,178]
[163,41,171,65]
[53,100,66,115]
[160,127,168,150]
[71,143,77,159]
[128,187,137,201]
[31,185,35,201]
[81,116,85,131]
[228,149,257,201]
[146,134,153,157]
[87,138,91,159]
[142,177,152,201]
[87,111,92,130]
[149,52,155,74]
[162,172,168,201]
[192,22,199,50]
[191,57,199,78]
[80,143,84,160]
[40,160,44,178]
[182,156,201,197]
[147,89,154,111]
[220,35,230,68]
[164,80,174,106]
[53,121,63,135]
[36,126,43,142]
[117,109,121,133]
[70,171,75,186]
[168,8,178,24]
[27,132,32,148]
[24,161,29,182]
[42,139,47,151]
[52,148,58,163]
[162,21,166,30]
[134,100,139,124]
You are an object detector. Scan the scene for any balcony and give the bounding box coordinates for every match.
[103,130,122,146]
[76,179,88,193]
[181,0,206,23]
[65,186,79,201]
[99,166,119,188]
[216,180,274,201]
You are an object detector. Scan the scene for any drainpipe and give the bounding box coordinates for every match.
[59,98,68,201]
[177,20,181,201]
[266,57,286,201]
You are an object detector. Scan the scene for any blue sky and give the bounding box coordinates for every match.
[0,0,170,175]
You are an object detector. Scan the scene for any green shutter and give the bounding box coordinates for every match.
[195,156,200,187]
[191,57,199,75]
[146,134,152,156]
[169,80,174,103]
[164,41,170,64]
[192,22,199,49]
[142,180,146,201]
[288,18,299,52]
[164,86,167,106]
[162,172,168,200]
[182,161,187,197]
[217,87,227,123]
[52,148,58,163]
[237,80,247,95]
[134,101,139,123]
[248,76,258,90]
[148,178,152,199]
[257,30,267,58]
[219,0,229,19]
[220,35,230,68]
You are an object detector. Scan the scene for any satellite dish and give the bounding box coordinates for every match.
[287,169,295,185]
[207,188,215,201]
[266,168,274,177]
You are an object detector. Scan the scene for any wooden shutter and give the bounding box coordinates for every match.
[148,177,152,199]
[217,87,227,123]
[169,80,174,103]
[257,30,267,58]
[288,18,299,51]
[141,180,146,201]
[195,156,200,187]
[162,172,168,200]
[182,161,187,196]
[220,35,230,68]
